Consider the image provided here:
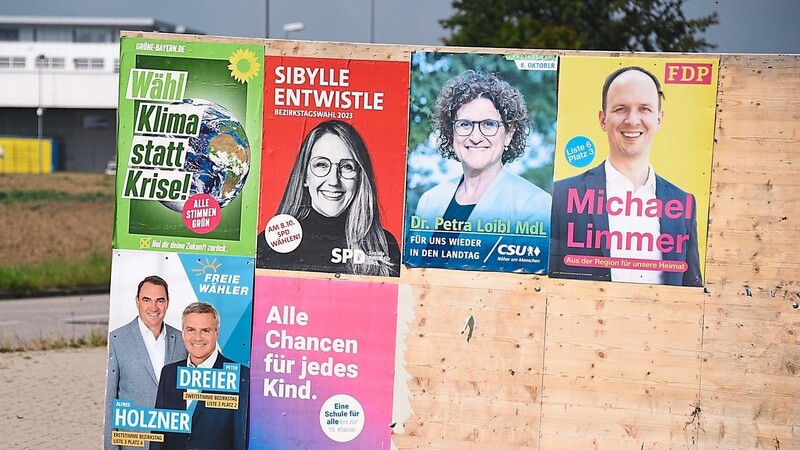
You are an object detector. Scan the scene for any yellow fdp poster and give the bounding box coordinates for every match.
[549,56,719,287]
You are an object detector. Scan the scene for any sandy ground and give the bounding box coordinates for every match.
[0,347,106,449]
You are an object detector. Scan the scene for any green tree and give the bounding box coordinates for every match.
[441,0,718,52]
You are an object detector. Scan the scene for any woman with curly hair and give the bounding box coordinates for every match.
[413,70,551,240]
[257,120,400,277]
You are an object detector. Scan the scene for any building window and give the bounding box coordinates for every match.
[0,56,26,69]
[74,27,112,43]
[83,115,110,129]
[74,57,105,70]
[35,56,66,69]
[0,29,20,41]
[35,27,72,42]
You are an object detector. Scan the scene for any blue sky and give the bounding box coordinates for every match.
[2,0,798,53]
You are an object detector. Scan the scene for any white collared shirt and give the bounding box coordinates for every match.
[186,349,219,408]
[136,317,167,382]
[605,160,664,284]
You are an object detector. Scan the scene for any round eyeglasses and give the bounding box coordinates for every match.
[309,156,360,180]
[452,119,505,137]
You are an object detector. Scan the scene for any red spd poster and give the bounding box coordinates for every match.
[256,56,408,277]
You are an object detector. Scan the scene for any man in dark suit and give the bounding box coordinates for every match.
[152,302,249,450]
[105,275,188,450]
[549,66,702,286]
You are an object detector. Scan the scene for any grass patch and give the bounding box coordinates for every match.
[0,252,111,291]
[0,190,114,203]
[0,329,107,353]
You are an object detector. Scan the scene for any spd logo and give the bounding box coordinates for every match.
[664,63,713,84]
[331,248,366,264]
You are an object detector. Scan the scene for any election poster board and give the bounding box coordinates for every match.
[549,56,718,286]
[248,276,397,449]
[255,56,408,277]
[105,249,253,448]
[403,51,558,274]
[113,37,264,257]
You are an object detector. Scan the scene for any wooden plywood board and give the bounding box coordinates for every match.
[395,274,547,448]
[540,288,705,448]
[122,32,800,448]
[697,54,800,448]
[699,300,800,448]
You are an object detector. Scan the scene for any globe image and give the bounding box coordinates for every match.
[160,98,250,212]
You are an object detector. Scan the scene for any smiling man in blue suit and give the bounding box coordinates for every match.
[549,66,702,287]
[104,275,188,450]
[152,301,249,450]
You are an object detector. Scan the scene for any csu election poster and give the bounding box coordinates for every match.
[255,55,408,277]
[104,249,253,449]
[113,37,264,257]
[403,51,558,274]
[248,276,397,449]
[549,56,718,286]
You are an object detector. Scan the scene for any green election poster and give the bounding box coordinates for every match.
[113,36,264,256]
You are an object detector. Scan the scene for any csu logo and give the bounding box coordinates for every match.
[331,248,366,264]
[498,245,540,257]
[664,63,713,84]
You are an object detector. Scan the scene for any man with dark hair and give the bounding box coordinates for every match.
[152,302,249,450]
[549,66,702,286]
[105,275,188,449]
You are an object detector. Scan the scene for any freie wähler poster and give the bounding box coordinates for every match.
[248,276,397,449]
[549,56,718,287]
[113,36,264,257]
[403,51,558,274]
[255,56,408,277]
[104,249,253,448]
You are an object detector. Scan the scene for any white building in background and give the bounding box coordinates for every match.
[0,16,201,171]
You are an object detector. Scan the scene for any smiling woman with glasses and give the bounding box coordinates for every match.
[411,70,552,256]
[257,120,400,277]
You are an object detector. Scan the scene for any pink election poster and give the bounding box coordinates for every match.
[248,276,398,449]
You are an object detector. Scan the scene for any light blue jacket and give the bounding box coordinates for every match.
[415,165,552,228]
[405,165,552,273]
[104,318,187,450]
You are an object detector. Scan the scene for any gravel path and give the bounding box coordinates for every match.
[0,347,106,449]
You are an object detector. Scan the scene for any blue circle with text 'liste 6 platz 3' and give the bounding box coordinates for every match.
[564,136,595,168]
